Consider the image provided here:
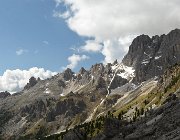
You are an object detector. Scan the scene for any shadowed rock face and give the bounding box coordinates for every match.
[0,91,11,98]
[24,76,38,90]
[76,67,90,84]
[55,98,86,117]
[122,29,180,83]
[110,76,128,89]
[58,80,66,88]
[95,76,106,89]
[90,63,105,77]
[46,98,86,122]
[79,67,87,75]
[63,68,74,81]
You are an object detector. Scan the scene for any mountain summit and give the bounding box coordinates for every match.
[123,29,180,82]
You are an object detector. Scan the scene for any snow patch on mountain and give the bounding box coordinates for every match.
[44,88,51,94]
[155,55,162,60]
[112,63,135,81]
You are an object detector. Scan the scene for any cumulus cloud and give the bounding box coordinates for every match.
[0,67,57,93]
[63,54,89,70]
[16,49,28,56]
[80,40,103,52]
[55,0,180,63]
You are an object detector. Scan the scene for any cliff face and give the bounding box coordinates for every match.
[0,91,10,99]
[122,29,180,82]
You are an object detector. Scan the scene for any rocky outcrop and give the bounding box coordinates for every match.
[55,99,86,117]
[79,67,87,75]
[158,64,180,91]
[95,76,106,89]
[76,67,90,85]
[24,76,38,90]
[20,99,47,120]
[58,79,66,88]
[90,63,105,77]
[47,98,86,122]
[63,68,74,81]
[123,29,180,82]
[0,91,11,98]
[110,76,128,89]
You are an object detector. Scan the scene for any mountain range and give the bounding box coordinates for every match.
[0,29,180,140]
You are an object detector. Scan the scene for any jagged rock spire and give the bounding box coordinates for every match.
[63,68,74,81]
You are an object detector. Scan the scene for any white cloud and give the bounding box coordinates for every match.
[80,40,103,53]
[55,0,180,63]
[53,10,70,19]
[70,47,80,53]
[0,67,57,93]
[54,0,62,7]
[63,54,89,70]
[16,49,28,56]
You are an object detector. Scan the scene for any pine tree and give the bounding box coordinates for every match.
[141,108,144,115]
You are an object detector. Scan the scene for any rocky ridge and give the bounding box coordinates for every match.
[0,29,180,140]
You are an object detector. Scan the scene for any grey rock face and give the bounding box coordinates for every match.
[24,76,38,90]
[47,98,86,122]
[58,80,66,88]
[63,68,74,81]
[20,99,47,120]
[76,67,91,85]
[0,91,11,98]
[90,63,105,77]
[104,63,112,75]
[95,76,107,89]
[110,76,128,89]
[122,29,180,82]
[79,67,87,75]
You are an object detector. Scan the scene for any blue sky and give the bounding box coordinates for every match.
[0,0,103,74]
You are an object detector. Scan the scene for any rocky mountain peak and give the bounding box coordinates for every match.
[0,91,11,98]
[130,34,151,51]
[24,76,38,90]
[63,68,74,81]
[104,63,112,74]
[76,67,89,83]
[90,63,104,76]
[168,28,180,37]
[79,67,86,75]
[113,59,118,65]
[122,29,180,82]
[161,28,180,46]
